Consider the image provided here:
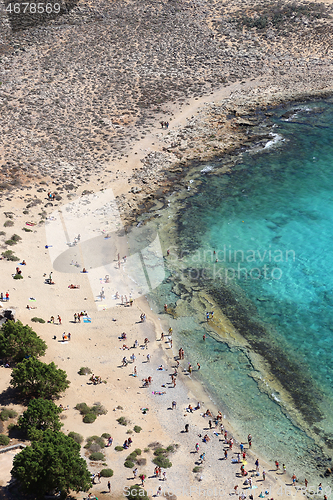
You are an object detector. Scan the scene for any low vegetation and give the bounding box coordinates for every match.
[0,434,10,446]
[75,402,107,423]
[78,367,92,375]
[68,431,84,445]
[100,468,113,477]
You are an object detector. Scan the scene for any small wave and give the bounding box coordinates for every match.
[263,133,284,150]
[201,165,214,174]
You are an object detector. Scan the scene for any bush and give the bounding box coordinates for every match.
[166,444,177,453]
[89,452,104,461]
[101,433,111,439]
[4,220,14,227]
[0,434,10,446]
[31,317,45,323]
[124,460,135,468]
[144,448,150,453]
[136,458,147,466]
[153,456,172,468]
[193,466,202,473]
[85,436,105,450]
[117,416,128,426]
[115,446,124,451]
[78,367,92,375]
[91,403,107,416]
[23,227,32,232]
[0,409,17,421]
[83,413,97,424]
[126,429,133,434]
[134,448,142,456]
[100,468,113,477]
[68,432,83,445]
[133,425,142,433]
[75,403,90,415]
[13,274,23,279]
[154,448,167,456]
[126,453,137,461]
[1,250,19,261]
[11,234,22,242]
[125,485,149,500]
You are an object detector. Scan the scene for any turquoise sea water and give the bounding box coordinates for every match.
[141,98,333,483]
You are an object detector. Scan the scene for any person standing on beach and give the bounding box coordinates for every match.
[248,434,252,447]
[275,460,279,470]
[172,400,176,409]
[108,480,111,492]
[262,470,266,481]
[255,458,259,472]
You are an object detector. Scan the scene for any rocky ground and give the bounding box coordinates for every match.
[0,0,333,197]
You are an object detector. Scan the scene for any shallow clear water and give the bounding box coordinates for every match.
[142,99,333,483]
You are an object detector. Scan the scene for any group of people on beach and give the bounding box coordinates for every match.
[160,121,169,128]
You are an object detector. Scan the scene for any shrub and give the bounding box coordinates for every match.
[0,409,17,421]
[4,220,14,227]
[126,429,133,434]
[133,425,142,433]
[11,234,22,242]
[31,317,45,323]
[101,433,111,439]
[83,413,97,424]
[136,458,147,466]
[166,444,177,453]
[78,367,92,375]
[13,274,23,279]
[1,250,19,261]
[75,403,90,415]
[126,453,137,461]
[91,403,107,416]
[134,448,142,456]
[84,438,105,451]
[153,456,173,468]
[0,231,5,236]
[100,468,113,477]
[154,448,167,456]
[7,423,16,431]
[0,434,10,446]
[124,460,135,468]
[193,466,202,473]
[89,452,104,461]
[115,446,124,451]
[68,432,83,445]
[125,485,149,499]
[117,416,128,426]
[144,447,150,453]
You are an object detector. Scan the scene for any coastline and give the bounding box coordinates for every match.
[1,86,333,499]
[1,0,333,492]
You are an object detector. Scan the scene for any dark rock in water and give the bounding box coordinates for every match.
[324,468,332,477]
[280,109,301,119]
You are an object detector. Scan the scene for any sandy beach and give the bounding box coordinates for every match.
[1,0,333,498]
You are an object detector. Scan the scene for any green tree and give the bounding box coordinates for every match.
[18,398,63,440]
[11,429,91,499]
[0,320,46,363]
[10,358,70,399]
